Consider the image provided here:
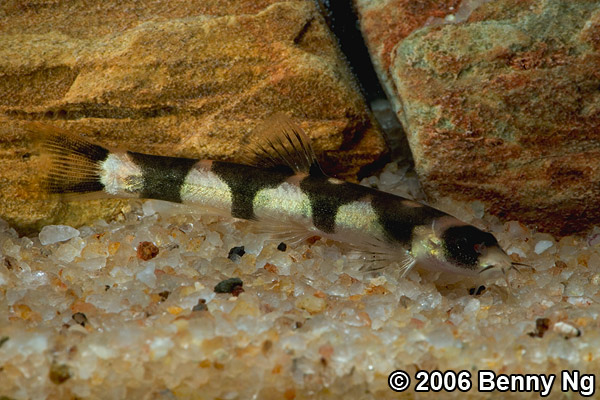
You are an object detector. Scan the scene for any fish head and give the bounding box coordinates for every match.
[411,216,514,277]
[440,225,513,277]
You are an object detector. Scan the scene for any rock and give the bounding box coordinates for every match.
[295,294,327,314]
[0,0,388,234]
[227,246,246,262]
[354,0,465,114]
[38,225,80,245]
[48,363,71,385]
[136,241,159,261]
[214,277,244,294]
[72,312,88,327]
[553,321,581,339]
[534,240,554,255]
[356,0,600,236]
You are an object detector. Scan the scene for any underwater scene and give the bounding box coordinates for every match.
[0,0,599,398]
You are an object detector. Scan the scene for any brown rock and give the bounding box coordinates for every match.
[357,0,600,236]
[137,241,159,261]
[48,362,71,385]
[0,0,387,233]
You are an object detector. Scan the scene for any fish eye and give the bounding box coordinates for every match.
[473,243,486,254]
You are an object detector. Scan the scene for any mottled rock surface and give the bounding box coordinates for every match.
[356,0,600,236]
[354,0,464,112]
[0,0,388,233]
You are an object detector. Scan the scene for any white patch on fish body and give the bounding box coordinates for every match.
[100,153,143,196]
[180,165,233,210]
[252,182,312,222]
[334,200,384,239]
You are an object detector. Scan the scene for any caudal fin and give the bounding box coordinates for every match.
[29,123,109,198]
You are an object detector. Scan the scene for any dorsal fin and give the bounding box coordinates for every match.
[240,113,323,175]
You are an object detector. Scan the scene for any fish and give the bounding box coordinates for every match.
[32,113,519,279]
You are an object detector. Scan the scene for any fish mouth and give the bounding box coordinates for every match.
[478,264,497,274]
[479,261,531,274]
[478,245,533,277]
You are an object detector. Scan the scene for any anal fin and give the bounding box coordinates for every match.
[252,214,321,247]
[337,234,417,277]
[358,254,417,278]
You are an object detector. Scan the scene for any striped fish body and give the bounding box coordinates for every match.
[104,152,443,245]
[36,114,515,278]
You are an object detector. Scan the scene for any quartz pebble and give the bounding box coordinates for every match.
[296,294,327,314]
[38,225,79,245]
[535,240,554,255]
[553,321,581,339]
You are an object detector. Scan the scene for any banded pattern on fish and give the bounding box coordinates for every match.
[33,114,517,278]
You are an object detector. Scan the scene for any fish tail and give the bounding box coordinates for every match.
[31,123,110,199]
[31,123,199,202]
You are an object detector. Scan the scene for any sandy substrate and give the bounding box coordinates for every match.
[1,162,599,399]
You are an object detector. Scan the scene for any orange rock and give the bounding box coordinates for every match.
[318,344,334,358]
[357,311,372,327]
[0,0,387,234]
[52,277,68,291]
[272,364,282,374]
[13,304,36,320]
[366,285,387,295]
[263,263,279,274]
[71,300,98,315]
[108,241,121,255]
[167,306,183,315]
[283,388,296,400]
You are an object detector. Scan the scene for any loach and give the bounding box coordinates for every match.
[31,113,522,280]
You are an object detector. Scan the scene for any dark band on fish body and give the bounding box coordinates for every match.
[442,225,499,268]
[299,177,366,233]
[211,161,294,220]
[371,191,445,245]
[127,151,197,202]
